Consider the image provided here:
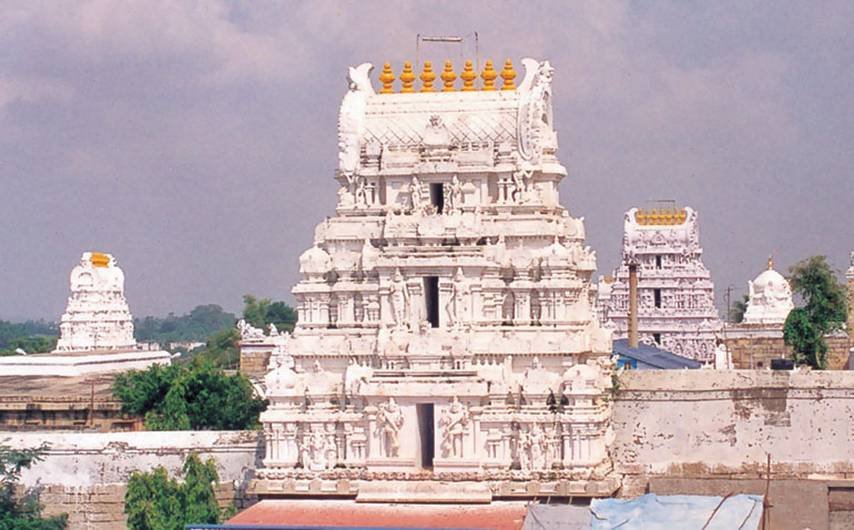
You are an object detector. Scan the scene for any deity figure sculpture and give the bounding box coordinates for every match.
[446,268,469,327]
[439,396,470,458]
[511,168,534,203]
[376,398,404,457]
[354,175,369,207]
[388,268,411,329]
[409,176,425,213]
[444,174,463,213]
[528,424,547,470]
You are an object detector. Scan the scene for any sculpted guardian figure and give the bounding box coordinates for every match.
[389,268,411,329]
[439,396,470,458]
[409,176,425,213]
[376,398,404,457]
[446,267,469,327]
[444,174,463,213]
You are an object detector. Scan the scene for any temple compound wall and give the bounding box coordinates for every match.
[10,430,261,530]
[612,369,854,530]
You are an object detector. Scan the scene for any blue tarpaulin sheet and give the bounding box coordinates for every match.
[590,493,763,530]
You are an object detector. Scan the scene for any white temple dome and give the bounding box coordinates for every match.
[752,268,788,295]
[742,257,794,326]
[298,243,332,278]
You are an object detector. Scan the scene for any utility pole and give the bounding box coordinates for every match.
[724,285,734,324]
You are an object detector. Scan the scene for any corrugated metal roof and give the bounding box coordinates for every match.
[612,339,702,369]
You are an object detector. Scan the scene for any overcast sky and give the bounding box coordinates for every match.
[1,1,852,321]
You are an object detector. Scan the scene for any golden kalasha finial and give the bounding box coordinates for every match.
[379,63,395,94]
[767,255,774,270]
[400,61,416,93]
[481,59,497,91]
[460,60,476,91]
[441,60,456,92]
[500,58,516,90]
[420,61,436,92]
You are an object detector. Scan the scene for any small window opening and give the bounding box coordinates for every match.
[429,183,444,213]
[654,288,662,308]
[652,333,661,345]
[424,276,440,328]
[655,255,662,269]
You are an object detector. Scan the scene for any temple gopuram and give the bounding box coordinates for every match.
[250,57,618,503]
[598,207,722,361]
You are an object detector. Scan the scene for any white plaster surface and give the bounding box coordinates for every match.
[612,369,854,477]
[0,349,171,377]
[5,430,262,488]
[250,58,616,498]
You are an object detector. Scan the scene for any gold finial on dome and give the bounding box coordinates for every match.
[90,252,110,268]
[420,61,436,92]
[400,61,416,93]
[460,60,476,91]
[768,255,774,270]
[441,60,456,92]
[500,58,516,90]
[379,63,395,94]
[481,59,497,91]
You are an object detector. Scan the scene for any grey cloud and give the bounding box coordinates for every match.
[1,1,852,320]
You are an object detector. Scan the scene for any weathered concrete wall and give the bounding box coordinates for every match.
[7,430,263,530]
[725,327,851,370]
[613,369,854,530]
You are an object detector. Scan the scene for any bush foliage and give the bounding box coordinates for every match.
[0,443,67,530]
[125,453,229,530]
[113,361,267,431]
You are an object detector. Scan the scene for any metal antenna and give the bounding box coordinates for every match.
[415,33,477,71]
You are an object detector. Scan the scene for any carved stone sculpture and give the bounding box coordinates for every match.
[389,268,410,329]
[376,398,404,457]
[439,396,470,458]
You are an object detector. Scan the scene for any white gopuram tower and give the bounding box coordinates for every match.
[54,251,137,352]
[599,207,722,361]
[0,251,170,377]
[255,58,617,502]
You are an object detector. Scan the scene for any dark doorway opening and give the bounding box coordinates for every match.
[429,183,444,213]
[653,288,662,308]
[417,403,435,469]
[424,276,440,328]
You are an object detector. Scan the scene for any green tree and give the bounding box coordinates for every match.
[125,453,226,530]
[0,320,58,356]
[241,295,270,329]
[242,295,296,332]
[729,294,750,323]
[134,305,236,345]
[113,360,268,431]
[783,256,848,368]
[0,443,67,530]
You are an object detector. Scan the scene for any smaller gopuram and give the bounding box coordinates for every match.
[54,252,137,352]
[598,207,722,361]
[0,252,170,377]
